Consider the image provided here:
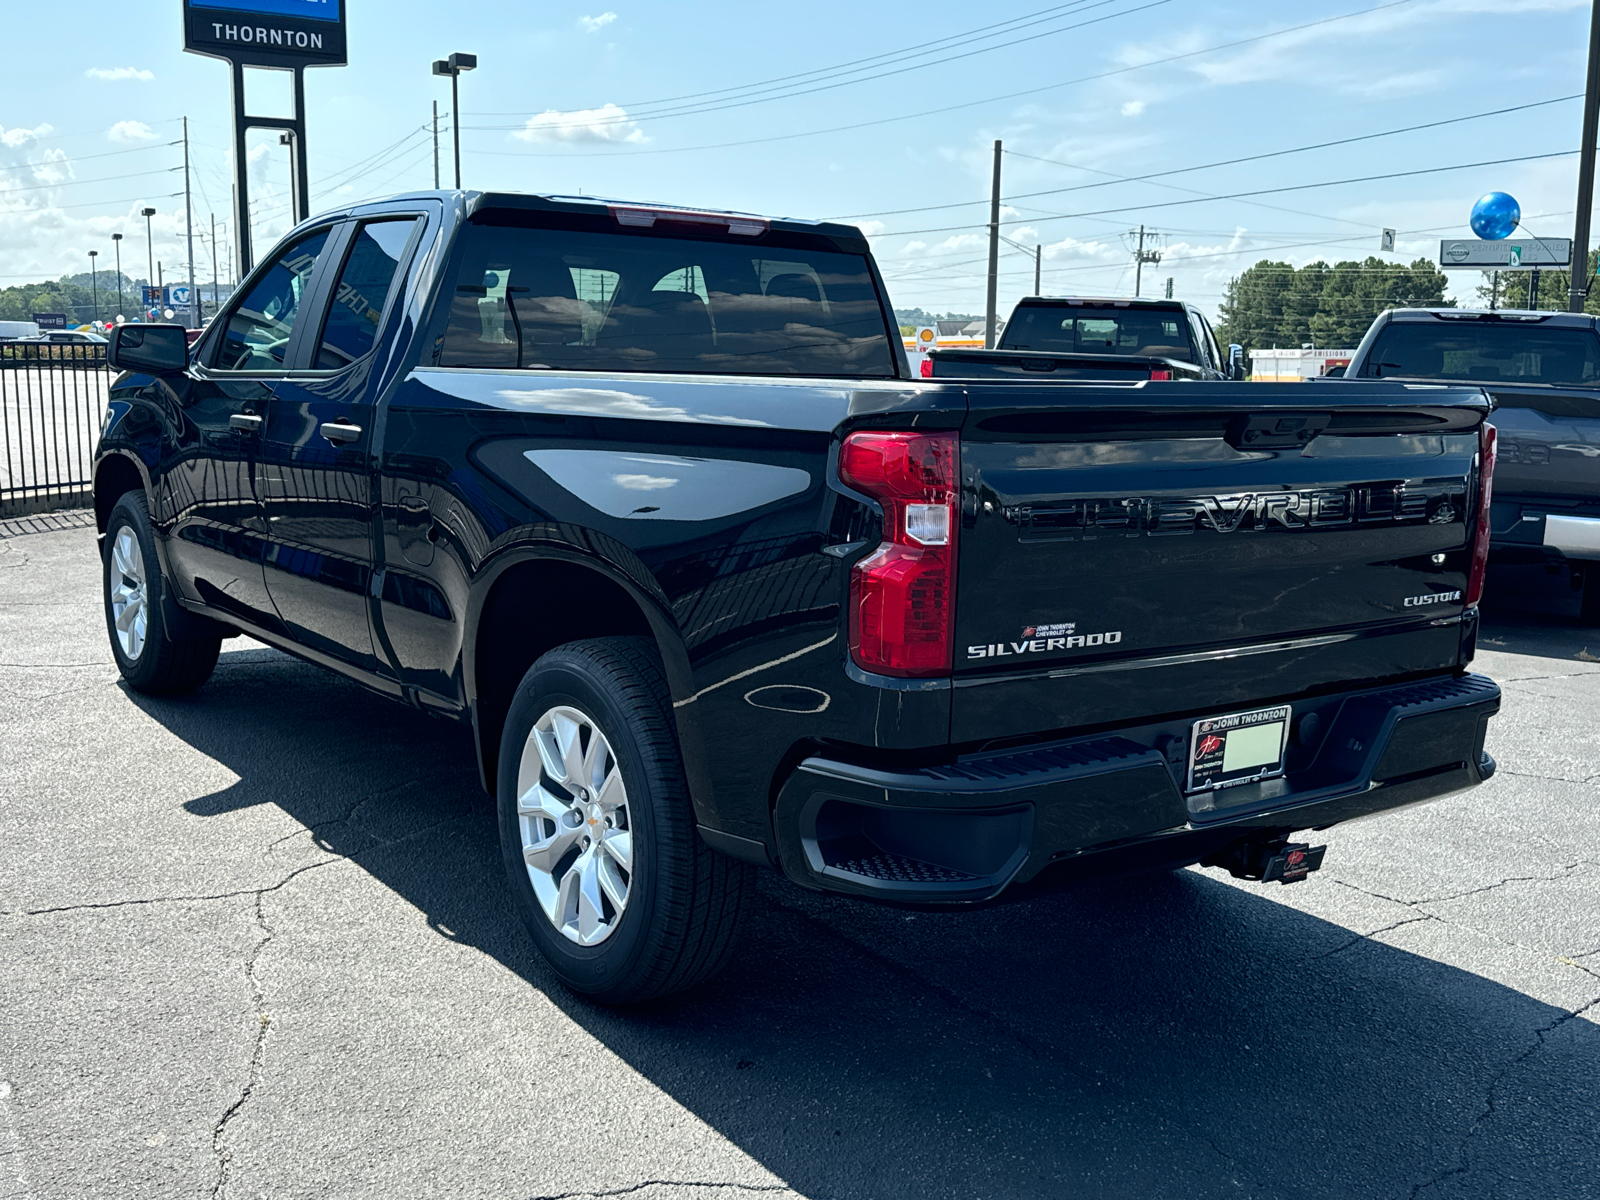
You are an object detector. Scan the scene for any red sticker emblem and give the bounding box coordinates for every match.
[1197,734,1223,757]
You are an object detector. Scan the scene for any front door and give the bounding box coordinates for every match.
[256,216,423,674]
[161,225,338,633]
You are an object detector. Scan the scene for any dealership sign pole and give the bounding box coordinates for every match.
[182,0,348,276]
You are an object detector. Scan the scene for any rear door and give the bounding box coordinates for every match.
[255,214,426,674]
[952,382,1488,743]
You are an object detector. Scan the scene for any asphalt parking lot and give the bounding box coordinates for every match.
[1,521,1596,1200]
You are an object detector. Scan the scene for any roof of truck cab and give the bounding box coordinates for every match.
[326,188,870,245]
[1381,307,1598,329]
[1015,295,1189,307]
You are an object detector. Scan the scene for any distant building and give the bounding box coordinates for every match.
[1249,347,1355,381]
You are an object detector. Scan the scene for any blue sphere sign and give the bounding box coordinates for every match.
[1470,192,1521,241]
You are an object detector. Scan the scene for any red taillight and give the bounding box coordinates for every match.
[1149,369,1172,381]
[1466,422,1497,607]
[839,431,958,677]
[919,357,934,378]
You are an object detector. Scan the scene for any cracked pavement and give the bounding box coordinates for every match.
[2,526,1597,1200]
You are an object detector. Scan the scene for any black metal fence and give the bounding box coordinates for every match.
[0,344,110,518]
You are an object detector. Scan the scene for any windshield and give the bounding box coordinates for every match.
[1362,321,1600,385]
[999,303,1194,361]
[435,221,895,378]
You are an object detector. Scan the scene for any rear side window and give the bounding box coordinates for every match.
[1362,321,1600,384]
[1000,304,1194,361]
[435,223,894,378]
[314,218,420,369]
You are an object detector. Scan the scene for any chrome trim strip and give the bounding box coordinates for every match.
[953,620,1460,688]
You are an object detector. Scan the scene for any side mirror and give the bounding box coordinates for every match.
[1228,343,1246,381]
[108,323,189,374]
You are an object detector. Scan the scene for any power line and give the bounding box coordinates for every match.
[0,141,177,177]
[872,149,1582,238]
[464,0,1424,160]
[474,0,1119,117]
[1,166,179,195]
[467,0,1170,131]
[830,93,1582,221]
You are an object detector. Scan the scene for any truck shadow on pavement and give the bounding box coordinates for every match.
[128,642,1599,1200]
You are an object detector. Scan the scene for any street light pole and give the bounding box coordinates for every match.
[141,207,157,313]
[88,250,99,325]
[111,233,123,321]
[432,53,477,189]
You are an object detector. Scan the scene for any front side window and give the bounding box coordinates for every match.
[314,218,421,369]
[1000,304,1195,361]
[1363,321,1600,385]
[435,222,895,378]
[213,229,332,371]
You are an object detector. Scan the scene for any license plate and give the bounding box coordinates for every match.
[1186,705,1291,793]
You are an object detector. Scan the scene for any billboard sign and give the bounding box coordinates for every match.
[169,285,193,308]
[1440,238,1571,269]
[142,287,167,307]
[183,0,346,67]
[32,313,67,329]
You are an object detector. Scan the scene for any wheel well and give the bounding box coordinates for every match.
[94,455,144,534]
[473,557,655,795]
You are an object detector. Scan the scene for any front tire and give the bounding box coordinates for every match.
[497,637,752,1003]
[102,492,221,694]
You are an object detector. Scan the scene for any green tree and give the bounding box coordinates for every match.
[1474,249,1600,313]
[1217,257,1451,354]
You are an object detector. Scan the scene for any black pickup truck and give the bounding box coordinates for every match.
[927,295,1246,381]
[1343,307,1600,618]
[94,192,1500,1002]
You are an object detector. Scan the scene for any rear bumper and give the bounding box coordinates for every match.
[771,672,1500,905]
[1490,499,1600,561]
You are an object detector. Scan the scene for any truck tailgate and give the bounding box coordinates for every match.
[952,382,1490,744]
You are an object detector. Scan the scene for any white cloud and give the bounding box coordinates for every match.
[86,67,154,82]
[1121,100,1145,117]
[107,120,157,143]
[30,148,71,186]
[512,103,645,144]
[578,11,617,32]
[1,123,51,148]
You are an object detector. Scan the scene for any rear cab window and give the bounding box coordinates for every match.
[999,302,1195,362]
[431,210,896,378]
[1362,320,1600,384]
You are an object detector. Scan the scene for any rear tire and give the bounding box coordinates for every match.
[102,492,221,694]
[497,636,752,1003]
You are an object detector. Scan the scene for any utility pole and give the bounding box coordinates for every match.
[1132,225,1162,297]
[183,117,197,329]
[985,139,1001,349]
[111,233,123,319]
[433,101,441,189]
[1571,0,1600,311]
[210,212,220,319]
[1165,277,1174,299]
[1490,271,1501,311]
[1034,244,1041,296]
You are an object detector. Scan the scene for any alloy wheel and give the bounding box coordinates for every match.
[109,526,148,662]
[516,705,634,946]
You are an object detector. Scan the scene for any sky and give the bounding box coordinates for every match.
[0,0,1594,322]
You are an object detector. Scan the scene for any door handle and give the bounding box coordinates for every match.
[320,420,363,445]
[228,412,263,432]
